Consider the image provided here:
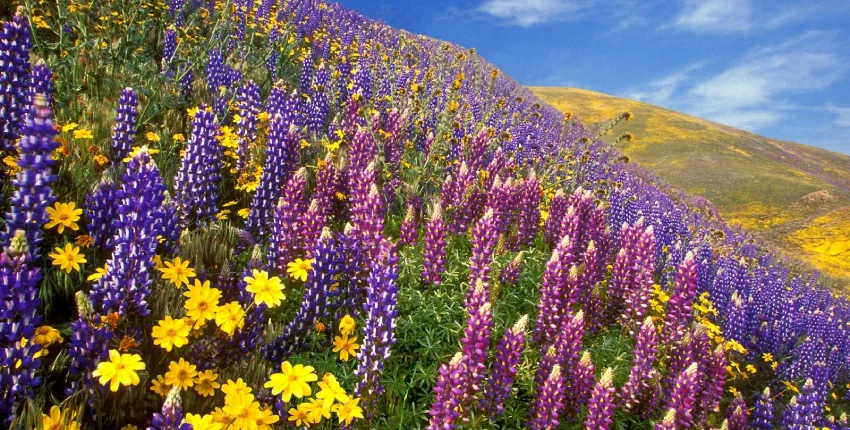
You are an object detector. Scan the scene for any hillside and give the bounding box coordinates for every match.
[531,87,850,284]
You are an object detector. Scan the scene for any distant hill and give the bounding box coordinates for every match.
[531,87,850,285]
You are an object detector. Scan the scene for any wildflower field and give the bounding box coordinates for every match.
[1,0,849,429]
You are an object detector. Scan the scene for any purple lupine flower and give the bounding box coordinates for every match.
[427,352,464,430]
[90,147,165,316]
[579,240,606,333]
[0,231,43,419]
[265,228,341,362]
[534,236,575,346]
[299,199,327,258]
[398,203,417,246]
[167,0,186,26]
[314,153,342,221]
[0,9,32,154]
[336,223,366,319]
[752,388,774,430]
[28,59,53,105]
[664,252,699,339]
[352,183,386,263]
[466,209,498,308]
[2,94,58,249]
[306,62,330,135]
[584,368,616,430]
[148,387,191,430]
[157,192,182,255]
[421,203,447,286]
[533,311,585,417]
[268,168,307,271]
[500,251,523,286]
[482,315,528,419]
[67,295,113,385]
[621,316,659,414]
[441,162,478,235]
[655,409,677,430]
[457,282,493,413]
[780,379,821,429]
[110,88,139,163]
[528,364,566,430]
[608,220,656,333]
[173,106,221,224]
[177,63,193,101]
[565,351,596,421]
[161,26,177,76]
[85,175,120,250]
[663,362,699,429]
[355,239,399,419]
[485,175,517,234]
[235,80,261,173]
[544,189,566,245]
[697,344,727,421]
[246,113,299,237]
[511,171,541,250]
[726,394,748,430]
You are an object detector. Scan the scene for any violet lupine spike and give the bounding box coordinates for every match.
[421,203,447,286]
[235,80,261,173]
[584,368,616,430]
[697,344,727,420]
[780,379,821,429]
[466,209,498,308]
[28,60,53,106]
[534,236,576,346]
[352,183,386,262]
[752,388,775,430]
[458,295,493,416]
[148,387,191,430]
[578,240,605,333]
[173,106,222,225]
[663,362,699,429]
[544,189,566,245]
[564,351,596,421]
[528,364,566,430]
[608,220,657,333]
[511,172,541,250]
[441,162,477,235]
[86,175,120,251]
[398,203,417,246]
[355,239,400,420]
[726,394,748,430]
[314,153,341,221]
[533,311,585,402]
[265,229,341,363]
[2,94,57,250]
[500,251,523,286]
[0,231,43,420]
[427,352,464,430]
[0,8,31,154]
[89,147,166,316]
[299,199,327,258]
[482,315,528,420]
[664,252,699,339]
[246,115,299,237]
[621,316,659,414]
[268,168,307,272]
[110,88,139,163]
[655,409,677,430]
[161,26,177,76]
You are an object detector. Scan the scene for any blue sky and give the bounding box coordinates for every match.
[335,0,850,154]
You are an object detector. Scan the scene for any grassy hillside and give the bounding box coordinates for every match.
[531,87,850,284]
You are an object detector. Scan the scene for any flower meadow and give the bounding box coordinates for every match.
[1,0,849,429]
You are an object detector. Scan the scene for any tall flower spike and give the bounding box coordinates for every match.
[500,251,523,286]
[528,364,566,430]
[422,203,447,286]
[85,174,120,250]
[3,93,58,249]
[663,362,699,429]
[482,315,528,419]
[427,352,464,430]
[621,316,660,414]
[466,209,498,308]
[752,388,774,430]
[246,114,299,237]
[173,105,221,225]
[564,351,596,421]
[111,88,138,162]
[235,80,261,174]
[150,387,191,430]
[511,172,541,250]
[457,293,493,413]
[534,236,573,346]
[584,368,616,430]
[726,394,748,430]
[0,9,32,154]
[398,203,417,246]
[268,168,307,271]
[664,252,699,339]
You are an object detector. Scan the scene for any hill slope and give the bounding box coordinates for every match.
[531,87,850,283]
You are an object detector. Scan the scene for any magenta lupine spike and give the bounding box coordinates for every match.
[544,189,566,245]
[314,153,341,221]
[534,236,577,346]
[427,352,464,430]
[700,345,727,417]
[727,394,748,430]
[511,172,541,250]
[299,199,327,258]
[457,286,493,413]
[655,409,677,430]
[442,162,478,235]
[485,175,517,234]
[664,252,699,339]
[534,311,585,401]
[398,203,417,246]
[664,362,700,429]
[664,333,694,396]
[528,364,566,430]
[558,188,593,250]
[579,240,606,333]
[564,351,596,421]
[752,388,774,430]
[466,209,498,308]
[621,316,660,414]
[500,251,523,286]
[584,368,616,430]
[353,183,386,262]
[246,115,299,237]
[422,203,447,286]
[461,129,489,173]
[482,315,528,419]
[268,168,307,272]
[608,219,657,332]
[173,106,222,224]
[110,88,138,162]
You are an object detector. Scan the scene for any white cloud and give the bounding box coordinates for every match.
[828,105,850,127]
[670,0,752,33]
[477,0,592,27]
[626,32,847,132]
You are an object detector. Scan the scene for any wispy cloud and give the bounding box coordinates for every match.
[477,0,593,27]
[828,105,850,127]
[669,0,752,34]
[627,32,847,132]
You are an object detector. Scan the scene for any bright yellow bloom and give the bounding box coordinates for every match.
[332,397,364,426]
[286,258,314,282]
[33,326,63,346]
[762,352,774,363]
[61,123,79,132]
[237,208,251,218]
[339,314,356,336]
[73,129,93,139]
[88,264,108,281]
[42,405,80,430]
[316,373,349,411]
[152,315,190,352]
[92,350,145,392]
[158,257,196,287]
[333,334,360,361]
[122,146,160,162]
[45,202,82,233]
[244,269,286,308]
[184,279,221,328]
[301,397,330,423]
[164,358,197,390]
[49,244,87,273]
[120,425,138,430]
[184,414,222,430]
[194,370,221,397]
[172,133,185,143]
[221,378,252,402]
[222,393,262,429]
[264,361,318,402]
[210,408,231,427]
[256,406,280,429]
[288,404,311,426]
[145,131,160,142]
[150,374,171,397]
[214,301,245,335]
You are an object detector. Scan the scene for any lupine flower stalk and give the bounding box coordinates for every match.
[528,364,566,430]
[466,209,498,308]
[512,171,541,250]
[726,394,748,430]
[544,189,566,245]
[161,26,177,76]
[427,352,464,430]
[268,168,307,270]
[0,9,31,154]
[86,175,119,250]
[174,106,222,224]
[534,236,575,346]
[663,362,699,429]
[584,368,616,430]
[149,387,191,430]
[621,316,659,414]
[110,88,139,163]
[664,252,699,339]
[781,379,820,429]
[482,315,528,419]
[752,388,774,430]
[398,203,417,246]
[500,251,523,286]
[457,281,493,412]
[235,80,261,173]
[246,115,299,237]
[564,351,596,421]
[421,203,447,286]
